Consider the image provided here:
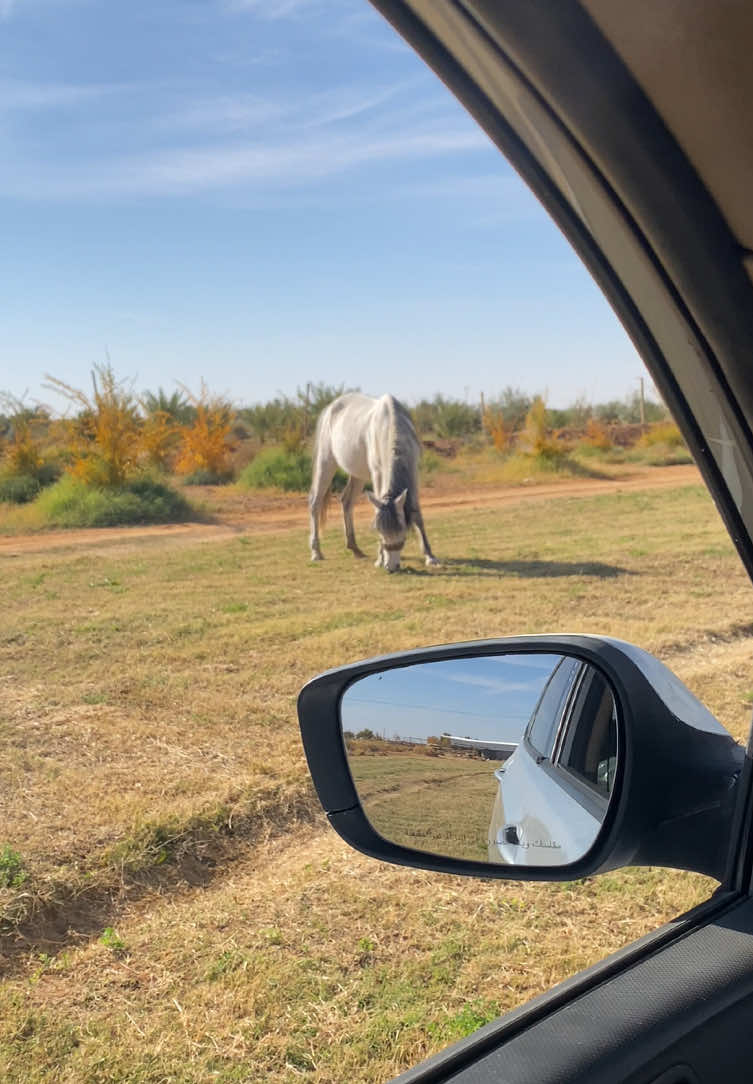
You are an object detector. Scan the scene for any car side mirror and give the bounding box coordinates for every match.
[297,636,745,882]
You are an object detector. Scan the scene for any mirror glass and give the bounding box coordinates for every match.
[340,652,618,867]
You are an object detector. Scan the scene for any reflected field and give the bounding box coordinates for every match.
[345,740,507,861]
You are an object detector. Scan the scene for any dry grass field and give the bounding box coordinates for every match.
[2,470,753,1082]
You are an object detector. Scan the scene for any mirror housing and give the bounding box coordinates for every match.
[297,635,745,881]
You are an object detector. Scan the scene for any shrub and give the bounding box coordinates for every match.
[239,448,349,493]
[182,468,233,486]
[139,410,181,472]
[482,406,512,452]
[0,397,58,495]
[238,448,313,492]
[45,365,142,487]
[2,418,43,477]
[175,383,235,480]
[581,418,612,451]
[34,476,193,527]
[421,450,441,478]
[638,422,686,448]
[518,396,569,462]
[0,473,41,504]
[413,395,480,439]
[485,386,532,431]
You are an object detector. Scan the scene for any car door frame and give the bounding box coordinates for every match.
[357,1,753,1081]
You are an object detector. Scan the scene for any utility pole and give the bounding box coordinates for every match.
[637,376,646,427]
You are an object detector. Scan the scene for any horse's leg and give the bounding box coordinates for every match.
[412,503,440,567]
[309,450,337,561]
[341,476,367,558]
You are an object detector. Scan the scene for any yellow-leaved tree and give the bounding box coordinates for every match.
[0,395,46,479]
[45,364,141,487]
[174,382,235,482]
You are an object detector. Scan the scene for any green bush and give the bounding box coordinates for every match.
[238,448,312,491]
[34,476,194,527]
[182,468,233,486]
[238,448,350,493]
[0,473,41,504]
[412,395,481,439]
[0,460,60,504]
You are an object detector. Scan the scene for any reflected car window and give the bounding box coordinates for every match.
[558,669,617,796]
[527,657,582,757]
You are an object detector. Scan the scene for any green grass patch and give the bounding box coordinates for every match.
[0,847,27,889]
[99,927,127,954]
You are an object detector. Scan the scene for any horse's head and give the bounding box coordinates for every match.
[368,489,409,571]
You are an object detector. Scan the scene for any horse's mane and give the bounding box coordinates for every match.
[385,397,420,525]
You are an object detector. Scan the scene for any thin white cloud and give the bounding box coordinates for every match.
[445,672,547,695]
[225,0,319,18]
[0,78,136,111]
[1,116,490,200]
[0,0,16,19]
[303,81,419,129]
[154,95,287,134]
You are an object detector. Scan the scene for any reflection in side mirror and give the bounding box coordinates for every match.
[340,653,618,868]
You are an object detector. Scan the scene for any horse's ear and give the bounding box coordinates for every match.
[366,491,380,508]
[395,489,408,512]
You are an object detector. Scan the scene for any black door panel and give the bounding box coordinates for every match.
[393,896,753,1082]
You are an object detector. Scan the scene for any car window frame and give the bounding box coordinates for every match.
[336,2,753,1080]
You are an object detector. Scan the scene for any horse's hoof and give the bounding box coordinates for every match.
[351,548,367,559]
[311,552,324,562]
[425,555,440,567]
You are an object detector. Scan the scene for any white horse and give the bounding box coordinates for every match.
[309,393,439,572]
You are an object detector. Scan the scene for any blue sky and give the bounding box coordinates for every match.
[341,654,561,745]
[1,0,651,415]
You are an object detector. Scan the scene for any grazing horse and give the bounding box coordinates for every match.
[309,392,439,571]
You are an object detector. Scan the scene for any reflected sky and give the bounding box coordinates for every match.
[341,653,562,745]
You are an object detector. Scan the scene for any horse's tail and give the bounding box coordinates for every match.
[310,404,333,530]
[319,486,332,528]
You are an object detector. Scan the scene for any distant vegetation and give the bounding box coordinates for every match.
[0,369,688,527]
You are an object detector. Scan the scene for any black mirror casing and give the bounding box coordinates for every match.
[297,635,745,882]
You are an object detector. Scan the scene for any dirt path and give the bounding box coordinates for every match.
[0,463,701,556]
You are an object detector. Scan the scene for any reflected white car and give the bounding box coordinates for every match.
[488,657,617,866]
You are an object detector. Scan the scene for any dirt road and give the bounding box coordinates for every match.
[0,463,701,556]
